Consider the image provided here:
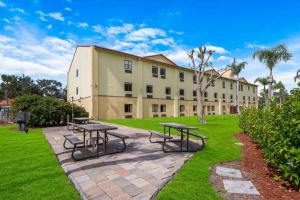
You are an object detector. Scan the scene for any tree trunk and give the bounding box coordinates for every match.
[197,90,205,124]
[268,69,273,105]
[236,78,240,115]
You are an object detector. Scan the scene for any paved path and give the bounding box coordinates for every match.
[43,124,195,200]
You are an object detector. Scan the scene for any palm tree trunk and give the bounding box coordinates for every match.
[268,69,273,105]
[236,78,240,115]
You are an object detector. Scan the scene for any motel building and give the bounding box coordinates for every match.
[67,45,258,120]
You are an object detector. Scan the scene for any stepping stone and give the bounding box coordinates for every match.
[223,180,260,195]
[216,166,242,178]
[235,142,244,146]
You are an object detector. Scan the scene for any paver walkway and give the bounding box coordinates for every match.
[43,124,195,200]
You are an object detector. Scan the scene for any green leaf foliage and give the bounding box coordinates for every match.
[239,90,300,188]
[12,94,88,127]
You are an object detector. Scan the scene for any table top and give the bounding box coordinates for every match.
[158,122,198,130]
[73,117,90,121]
[78,124,118,131]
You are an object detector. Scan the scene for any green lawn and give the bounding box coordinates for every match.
[105,115,242,200]
[0,125,80,200]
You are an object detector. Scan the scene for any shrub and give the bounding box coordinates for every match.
[239,90,300,188]
[12,94,88,127]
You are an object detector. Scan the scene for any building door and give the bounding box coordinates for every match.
[230,106,237,114]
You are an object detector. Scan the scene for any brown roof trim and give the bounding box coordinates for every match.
[70,45,257,87]
[143,54,178,66]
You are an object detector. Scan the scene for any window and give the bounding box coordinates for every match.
[214,92,218,99]
[179,89,184,96]
[76,69,79,77]
[207,77,215,87]
[124,60,132,73]
[160,68,166,78]
[146,85,153,93]
[222,81,226,88]
[193,75,197,84]
[179,72,184,82]
[230,94,233,100]
[76,87,78,95]
[248,96,250,102]
[253,97,256,101]
[222,93,226,99]
[212,106,215,111]
[240,84,244,91]
[179,105,185,112]
[160,104,166,112]
[124,104,132,113]
[243,96,245,100]
[207,106,210,112]
[248,86,250,91]
[152,104,158,112]
[230,82,233,89]
[253,87,255,93]
[204,92,208,98]
[193,105,197,112]
[222,106,226,111]
[124,82,132,92]
[193,90,197,97]
[152,66,158,77]
[165,87,171,95]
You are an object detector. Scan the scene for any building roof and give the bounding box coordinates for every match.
[0,99,12,107]
[69,45,257,86]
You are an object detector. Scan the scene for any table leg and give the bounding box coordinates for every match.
[83,130,86,147]
[187,129,189,152]
[168,127,171,141]
[180,129,183,151]
[96,130,99,157]
[104,130,107,154]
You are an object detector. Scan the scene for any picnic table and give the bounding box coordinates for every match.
[158,122,199,152]
[73,117,90,124]
[77,124,118,158]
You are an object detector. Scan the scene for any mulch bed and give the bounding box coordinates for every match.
[236,133,300,200]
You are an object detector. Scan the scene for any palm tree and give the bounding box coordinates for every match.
[254,77,268,102]
[227,58,248,115]
[273,81,287,104]
[295,69,300,82]
[253,44,292,105]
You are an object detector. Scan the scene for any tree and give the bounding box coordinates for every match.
[0,74,18,98]
[37,79,63,98]
[227,58,247,115]
[187,46,230,124]
[255,77,268,104]
[273,81,287,104]
[295,69,300,82]
[17,75,40,96]
[253,44,292,105]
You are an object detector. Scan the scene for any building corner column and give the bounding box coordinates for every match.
[136,58,143,119]
[218,99,222,115]
[91,46,99,119]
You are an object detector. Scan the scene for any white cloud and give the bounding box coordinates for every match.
[92,24,103,33]
[46,24,52,29]
[9,8,25,13]
[2,18,10,23]
[217,55,233,62]
[125,28,166,41]
[0,26,75,81]
[245,43,267,49]
[206,45,229,54]
[151,38,174,46]
[77,22,88,29]
[107,23,134,35]
[49,12,64,21]
[0,1,6,7]
[65,7,71,11]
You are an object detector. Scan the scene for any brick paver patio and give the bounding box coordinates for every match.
[43,124,195,200]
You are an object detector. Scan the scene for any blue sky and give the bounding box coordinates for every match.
[0,0,300,91]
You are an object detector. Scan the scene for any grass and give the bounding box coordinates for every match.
[105,115,242,200]
[0,125,80,200]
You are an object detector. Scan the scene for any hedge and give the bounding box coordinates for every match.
[12,94,88,127]
[239,90,300,187]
